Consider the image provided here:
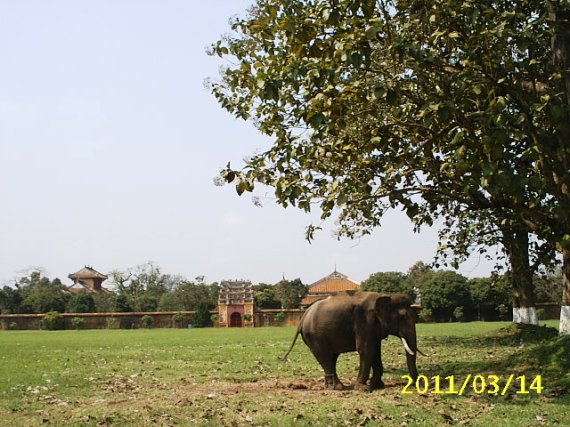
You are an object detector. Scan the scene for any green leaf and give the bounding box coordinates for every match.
[236,181,247,196]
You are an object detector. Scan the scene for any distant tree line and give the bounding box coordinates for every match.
[1,261,562,321]
[361,262,563,322]
[0,263,309,316]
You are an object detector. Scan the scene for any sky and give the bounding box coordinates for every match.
[0,1,500,287]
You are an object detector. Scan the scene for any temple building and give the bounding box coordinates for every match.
[301,270,360,306]
[218,280,255,327]
[67,266,110,293]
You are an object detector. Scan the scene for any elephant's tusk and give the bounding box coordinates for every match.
[401,337,415,356]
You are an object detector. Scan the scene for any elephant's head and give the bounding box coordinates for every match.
[387,293,420,379]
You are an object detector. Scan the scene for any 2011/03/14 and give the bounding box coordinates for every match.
[401,374,543,395]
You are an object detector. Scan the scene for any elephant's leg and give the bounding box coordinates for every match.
[330,354,345,390]
[370,345,385,390]
[313,351,345,390]
[355,346,373,391]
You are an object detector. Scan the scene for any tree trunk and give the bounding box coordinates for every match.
[547,1,570,335]
[560,247,570,335]
[501,226,537,325]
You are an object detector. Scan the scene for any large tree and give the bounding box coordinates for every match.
[210,0,570,333]
[274,278,308,308]
[421,271,471,322]
[17,272,69,314]
[158,281,217,311]
[361,271,414,299]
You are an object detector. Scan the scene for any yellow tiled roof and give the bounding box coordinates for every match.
[301,271,360,305]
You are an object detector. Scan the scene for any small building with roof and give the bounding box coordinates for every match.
[218,280,255,327]
[67,266,110,294]
[301,270,360,306]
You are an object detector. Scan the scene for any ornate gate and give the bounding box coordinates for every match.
[230,312,242,327]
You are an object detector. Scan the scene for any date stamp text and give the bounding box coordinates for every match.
[401,374,543,395]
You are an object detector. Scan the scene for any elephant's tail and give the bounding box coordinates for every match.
[281,327,302,361]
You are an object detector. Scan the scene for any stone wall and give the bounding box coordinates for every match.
[1,305,560,331]
[0,309,304,330]
[0,311,196,330]
[254,309,303,327]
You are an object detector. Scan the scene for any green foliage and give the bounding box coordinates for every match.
[41,311,64,331]
[17,272,69,314]
[253,283,281,309]
[8,322,18,330]
[71,317,85,330]
[113,293,132,313]
[274,278,307,309]
[0,286,22,314]
[210,0,565,236]
[418,308,433,323]
[468,275,512,320]
[243,314,252,322]
[133,294,159,312]
[407,261,434,289]
[92,293,116,313]
[361,272,414,299]
[172,312,186,328]
[158,281,216,311]
[274,312,286,324]
[534,270,563,303]
[109,263,188,313]
[453,306,465,322]
[210,0,570,312]
[192,303,213,328]
[421,271,471,321]
[497,304,510,320]
[66,291,95,313]
[141,315,154,329]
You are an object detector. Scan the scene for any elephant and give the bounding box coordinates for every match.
[282,292,422,391]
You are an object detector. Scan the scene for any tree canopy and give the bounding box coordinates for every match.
[274,278,308,308]
[210,0,570,332]
[361,271,414,299]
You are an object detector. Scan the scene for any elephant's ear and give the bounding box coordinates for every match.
[375,295,391,329]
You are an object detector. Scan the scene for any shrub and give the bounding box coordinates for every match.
[243,313,252,322]
[172,312,186,328]
[106,316,117,329]
[192,304,212,328]
[8,322,18,330]
[274,312,286,325]
[141,315,154,328]
[419,308,433,322]
[536,308,545,320]
[41,311,64,330]
[453,306,465,322]
[120,318,136,329]
[66,291,95,313]
[497,304,509,320]
[71,317,85,330]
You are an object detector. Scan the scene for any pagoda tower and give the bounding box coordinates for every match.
[67,266,109,293]
[218,280,254,327]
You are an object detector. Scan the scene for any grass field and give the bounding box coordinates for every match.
[0,321,568,426]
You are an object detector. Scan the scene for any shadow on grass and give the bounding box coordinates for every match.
[387,324,570,405]
[421,323,560,349]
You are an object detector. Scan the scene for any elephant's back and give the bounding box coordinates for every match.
[301,296,357,352]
